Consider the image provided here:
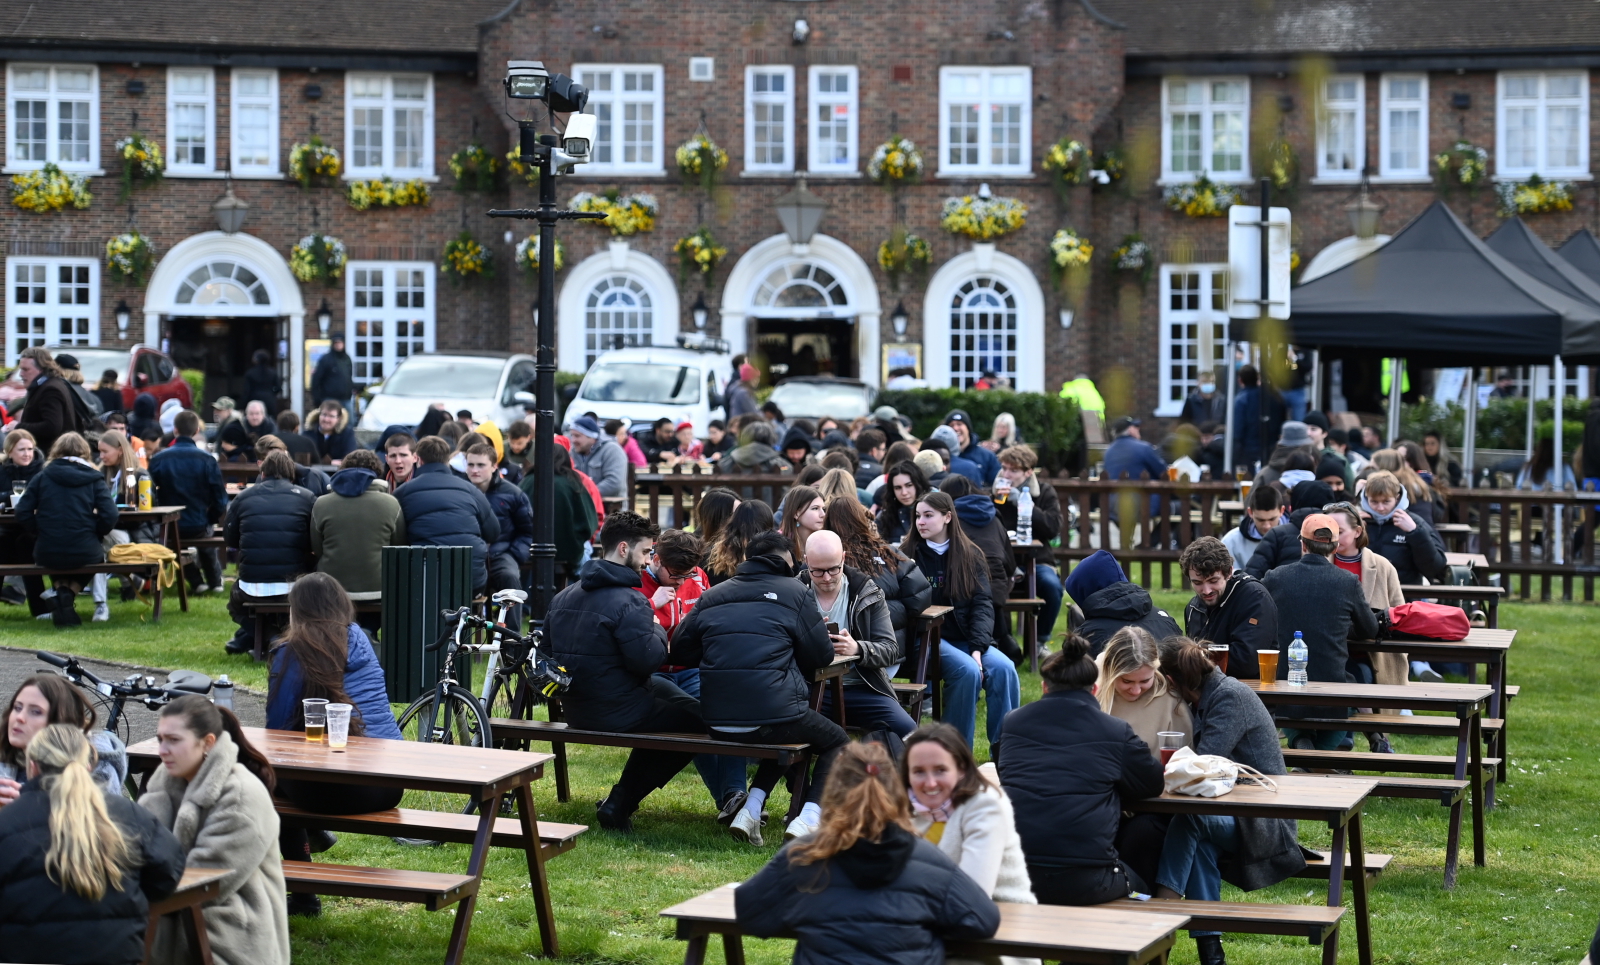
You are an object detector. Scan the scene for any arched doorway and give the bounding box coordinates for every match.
[145,232,305,409]
[922,245,1044,391]
[720,234,881,385]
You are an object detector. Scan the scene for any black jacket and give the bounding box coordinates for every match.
[1075,582,1182,657]
[14,375,79,455]
[482,477,534,564]
[293,463,330,497]
[310,349,354,403]
[243,362,280,410]
[1261,553,1380,719]
[147,437,228,533]
[735,825,1000,965]
[997,688,1164,870]
[874,487,915,544]
[992,472,1063,568]
[1184,573,1278,679]
[545,559,673,731]
[393,462,501,590]
[271,429,322,466]
[0,779,186,965]
[905,544,994,653]
[870,551,933,650]
[799,566,901,701]
[223,476,316,583]
[1366,513,1448,584]
[15,457,118,569]
[672,554,833,728]
[853,455,883,490]
[303,424,359,462]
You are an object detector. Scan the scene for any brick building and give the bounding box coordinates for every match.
[5,0,1600,416]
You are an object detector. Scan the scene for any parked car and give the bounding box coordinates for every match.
[0,345,191,413]
[356,351,536,431]
[569,335,733,436]
[767,375,876,422]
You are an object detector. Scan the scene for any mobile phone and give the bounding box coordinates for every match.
[826,622,839,634]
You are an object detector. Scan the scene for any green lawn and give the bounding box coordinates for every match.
[2,589,1594,964]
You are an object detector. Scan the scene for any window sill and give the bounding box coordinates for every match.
[231,171,286,180]
[800,169,862,179]
[164,170,229,179]
[1493,172,1593,182]
[565,169,668,178]
[2,166,105,177]
[1369,175,1432,184]
[936,170,1034,179]
[1154,403,1186,418]
[1309,175,1363,186]
[740,169,798,178]
[1157,175,1251,186]
[341,173,441,183]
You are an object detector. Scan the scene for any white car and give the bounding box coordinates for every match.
[570,336,733,436]
[357,351,536,431]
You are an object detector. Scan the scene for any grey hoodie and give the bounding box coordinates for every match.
[573,434,628,498]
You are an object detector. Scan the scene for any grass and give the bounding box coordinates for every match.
[3,587,1595,964]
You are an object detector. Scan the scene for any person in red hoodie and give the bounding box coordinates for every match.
[637,528,749,817]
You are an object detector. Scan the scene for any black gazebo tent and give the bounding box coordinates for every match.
[1557,228,1600,286]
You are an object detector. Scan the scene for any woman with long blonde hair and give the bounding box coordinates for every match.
[1094,627,1192,755]
[734,741,1000,965]
[815,467,859,505]
[0,723,184,965]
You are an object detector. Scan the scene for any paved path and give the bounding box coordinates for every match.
[1,646,266,746]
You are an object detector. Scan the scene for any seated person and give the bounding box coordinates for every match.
[13,432,118,627]
[268,409,322,466]
[302,400,359,464]
[824,495,931,658]
[672,531,851,845]
[382,432,418,490]
[394,436,500,596]
[544,512,701,832]
[222,450,316,655]
[1,675,128,808]
[1065,549,1181,656]
[256,434,328,496]
[219,400,273,462]
[1223,484,1285,573]
[464,443,533,630]
[310,448,405,602]
[937,474,1021,663]
[1242,480,1338,578]
[992,443,1066,644]
[1180,536,1277,679]
[929,425,983,485]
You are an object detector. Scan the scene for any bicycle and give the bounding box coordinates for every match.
[392,604,503,814]
[35,650,213,746]
[472,590,570,726]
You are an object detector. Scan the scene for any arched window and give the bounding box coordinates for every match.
[175,261,270,306]
[585,274,654,367]
[753,262,848,314]
[947,276,1016,388]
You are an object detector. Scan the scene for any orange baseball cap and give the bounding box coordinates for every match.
[1299,513,1340,543]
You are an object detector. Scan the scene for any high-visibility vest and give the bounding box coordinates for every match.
[1058,378,1105,414]
[1380,358,1410,395]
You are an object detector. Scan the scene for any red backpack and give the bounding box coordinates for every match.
[1386,601,1470,641]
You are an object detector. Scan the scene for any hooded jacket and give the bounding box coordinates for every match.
[0,778,185,965]
[952,493,1016,588]
[223,476,316,584]
[722,440,788,474]
[309,347,354,403]
[734,824,1001,965]
[14,373,78,455]
[147,436,229,533]
[1066,550,1181,655]
[1359,488,1448,584]
[1242,481,1338,579]
[15,456,118,569]
[268,623,403,740]
[943,410,1002,485]
[393,462,501,590]
[1184,572,1278,678]
[672,554,833,728]
[480,476,534,564]
[779,425,819,471]
[572,433,628,498]
[127,392,162,444]
[544,559,672,731]
[1221,514,1273,572]
[311,471,405,595]
[302,406,359,462]
[799,565,901,701]
[523,469,599,569]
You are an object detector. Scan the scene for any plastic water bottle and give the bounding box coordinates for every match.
[1016,486,1034,545]
[212,674,234,711]
[1287,632,1309,687]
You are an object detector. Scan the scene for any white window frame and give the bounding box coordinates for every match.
[343,73,434,179]
[1496,71,1590,179]
[344,262,436,387]
[1160,76,1250,183]
[807,65,858,174]
[745,65,795,174]
[230,68,280,177]
[573,64,666,175]
[689,57,714,82]
[165,67,216,176]
[5,257,99,366]
[1315,74,1364,181]
[1157,264,1230,416]
[583,273,659,368]
[937,66,1032,177]
[4,63,100,173]
[1378,73,1429,180]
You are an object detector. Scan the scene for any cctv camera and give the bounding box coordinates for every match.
[560,112,597,162]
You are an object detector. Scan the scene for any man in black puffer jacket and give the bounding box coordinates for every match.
[464,443,533,629]
[1065,550,1181,656]
[673,531,848,846]
[394,436,500,592]
[544,511,702,833]
[1244,480,1338,579]
[1180,536,1278,679]
[222,449,315,655]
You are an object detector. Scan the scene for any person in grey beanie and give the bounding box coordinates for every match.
[568,415,628,499]
[929,425,983,485]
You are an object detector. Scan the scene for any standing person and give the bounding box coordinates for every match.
[724,362,760,423]
[734,741,1001,965]
[0,724,185,965]
[303,400,359,465]
[901,491,1019,752]
[92,368,124,415]
[778,484,826,563]
[800,530,917,738]
[146,410,228,596]
[875,460,930,544]
[309,335,354,410]
[1180,372,1226,426]
[671,531,851,844]
[1065,550,1182,656]
[942,410,1001,485]
[997,636,1165,905]
[14,432,118,627]
[1180,536,1277,679]
[2,675,129,807]
[393,436,501,595]
[566,415,628,499]
[1231,365,1264,467]
[382,432,418,490]
[1223,484,1285,573]
[1261,514,1380,751]
[1157,638,1306,965]
[243,349,281,413]
[1102,417,1167,484]
[464,443,533,628]
[138,696,289,965]
[222,450,317,655]
[854,427,887,488]
[544,512,704,831]
[705,499,776,585]
[992,444,1065,646]
[9,347,80,455]
[310,448,405,601]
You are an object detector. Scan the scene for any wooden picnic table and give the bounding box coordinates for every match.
[0,503,187,613]
[1129,774,1380,965]
[809,654,859,727]
[127,727,562,962]
[1435,522,1474,552]
[144,866,230,965]
[660,883,1189,965]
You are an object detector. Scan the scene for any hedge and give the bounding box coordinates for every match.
[1401,396,1590,458]
[875,388,1083,473]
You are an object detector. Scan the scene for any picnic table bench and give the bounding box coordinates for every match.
[240,597,383,661]
[662,883,1190,965]
[143,866,230,965]
[0,504,184,620]
[129,727,568,964]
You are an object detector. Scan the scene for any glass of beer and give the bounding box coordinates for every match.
[1256,650,1280,683]
[1166,465,1180,482]
[1239,480,1253,501]
[326,703,352,750]
[1207,644,1231,675]
[302,699,329,742]
[1158,732,1186,767]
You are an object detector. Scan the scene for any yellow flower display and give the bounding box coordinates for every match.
[1496,175,1574,217]
[346,178,431,210]
[676,133,729,193]
[1434,140,1488,191]
[571,191,658,237]
[1162,175,1243,218]
[877,233,932,275]
[867,135,924,184]
[515,235,566,275]
[1049,228,1093,269]
[114,133,163,199]
[10,163,92,212]
[1042,138,1091,186]
[105,232,154,283]
[447,143,499,192]
[673,227,728,282]
[290,234,347,284]
[289,136,342,188]
[940,194,1028,241]
[443,231,492,280]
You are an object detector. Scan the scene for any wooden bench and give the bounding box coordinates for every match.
[1295,850,1394,883]
[277,804,587,860]
[243,597,383,661]
[0,561,166,621]
[284,861,479,911]
[1105,897,1345,962]
[143,866,230,965]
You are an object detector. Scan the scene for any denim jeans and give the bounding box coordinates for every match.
[1282,726,1350,751]
[938,641,1021,749]
[1035,564,1064,640]
[1157,812,1239,936]
[819,685,918,737]
[713,710,850,805]
[656,668,749,806]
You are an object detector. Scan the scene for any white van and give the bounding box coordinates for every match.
[569,334,733,435]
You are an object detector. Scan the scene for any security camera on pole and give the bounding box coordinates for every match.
[1223,177,1292,475]
[489,61,607,626]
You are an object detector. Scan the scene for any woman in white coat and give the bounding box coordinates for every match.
[902,723,1036,965]
[139,695,290,965]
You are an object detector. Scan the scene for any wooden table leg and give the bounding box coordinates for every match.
[1491,654,1509,787]
[188,905,215,965]
[808,681,825,714]
[1320,923,1341,965]
[830,677,846,728]
[722,933,746,965]
[443,791,501,965]
[515,781,559,958]
[168,521,190,613]
[1469,712,1487,863]
[150,566,163,623]
[1325,821,1347,910]
[1347,812,1372,965]
[682,934,708,965]
[1442,788,1463,890]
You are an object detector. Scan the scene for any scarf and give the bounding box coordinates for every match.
[909,788,954,823]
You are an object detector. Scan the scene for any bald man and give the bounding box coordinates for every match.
[798,530,917,738]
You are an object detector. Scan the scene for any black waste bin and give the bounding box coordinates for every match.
[381,545,474,703]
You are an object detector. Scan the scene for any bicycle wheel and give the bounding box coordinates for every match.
[483,667,541,728]
[395,685,493,813]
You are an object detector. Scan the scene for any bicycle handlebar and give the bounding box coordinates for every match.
[35,650,70,668]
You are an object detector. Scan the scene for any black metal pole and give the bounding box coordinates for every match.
[528,133,559,626]
[1258,176,1273,469]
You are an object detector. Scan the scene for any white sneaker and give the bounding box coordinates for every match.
[36,612,52,620]
[783,813,818,842]
[194,584,210,594]
[92,603,110,622]
[1417,667,1444,683]
[729,808,764,846]
[39,588,55,600]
